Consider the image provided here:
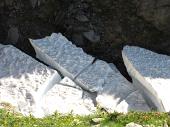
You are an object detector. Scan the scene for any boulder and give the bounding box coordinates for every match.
[38,77,96,117]
[30,33,94,80]
[0,44,61,116]
[76,60,150,112]
[122,45,170,112]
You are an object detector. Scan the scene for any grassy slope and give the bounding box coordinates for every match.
[0,109,170,127]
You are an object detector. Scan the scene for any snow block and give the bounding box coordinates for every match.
[76,60,150,112]
[122,45,170,112]
[0,44,61,116]
[30,33,94,79]
[38,77,96,116]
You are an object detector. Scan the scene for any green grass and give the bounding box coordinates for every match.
[0,109,170,127]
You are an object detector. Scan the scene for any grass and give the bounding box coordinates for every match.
[0,109,170,127]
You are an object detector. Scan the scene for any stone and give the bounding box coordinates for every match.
[83,30,100,43]
[163,122,169,127]
[0,44,61,116]
[92,118,103,123]
[126,122,143,127]
[37,77,96,117]
[122,45,170,112]
[76,60,150,112]
[30,33,94,79]
[76,15,89,22]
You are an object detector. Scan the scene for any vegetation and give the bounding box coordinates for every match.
[0,109,170,127]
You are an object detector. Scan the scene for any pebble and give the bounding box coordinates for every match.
[83,30,100,43]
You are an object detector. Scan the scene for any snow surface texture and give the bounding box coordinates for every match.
[30,33,94,80]
[77,60,150,113]
[122,46,170,112]
[37,77,96,117]
[0,44,61,116]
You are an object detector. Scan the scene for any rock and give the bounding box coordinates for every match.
[72,33,84,46]
[83,30,100,43]
[122,45,170,112]
[38,77,96,117]
[30,33,94,79]
[126,122,143,127]
[135,0,170,34]
[92,118,103,123]
[7,27,19,43]
[76,60,150,112]
[76,15,89,22]
[163,122,169,127]
[0,44,61,116]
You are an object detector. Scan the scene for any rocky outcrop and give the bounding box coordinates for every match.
[0,44,61,116]
[122,46,170,112]
[134,0,170,34]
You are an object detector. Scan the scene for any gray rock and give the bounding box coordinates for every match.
[30,33,94,79]
[7,27,19,43]
[76,15,89,22]
[126,122,143,127]
[135,0,170,33]
[0,44,61,116]
[122,45,170,112]
[83,30,100,43]
[38,77,96,117]
[76,60,150,112]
